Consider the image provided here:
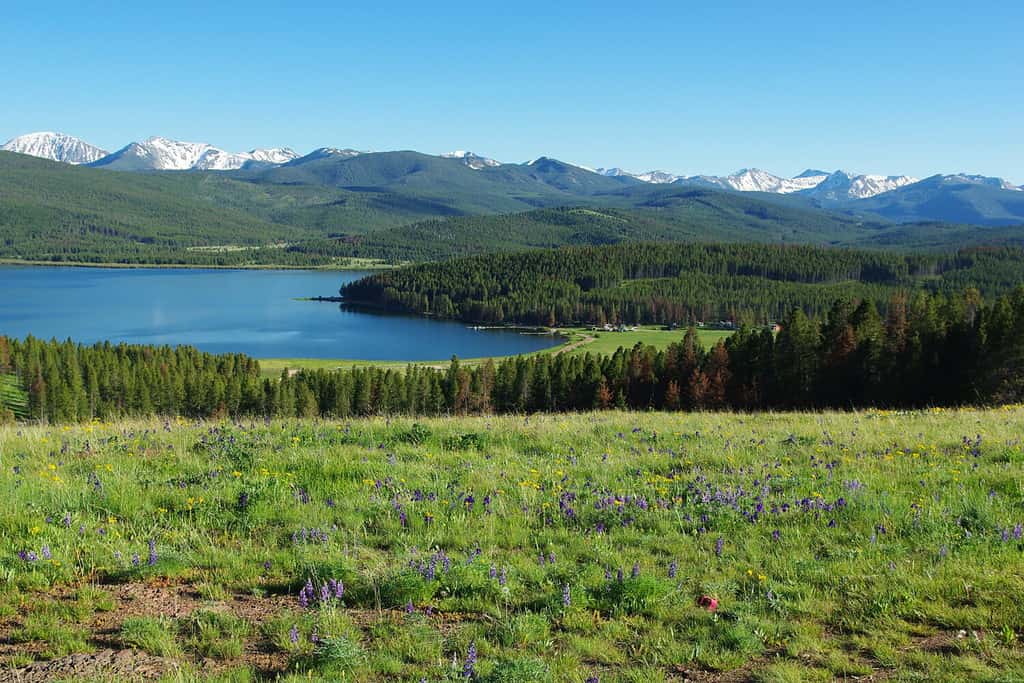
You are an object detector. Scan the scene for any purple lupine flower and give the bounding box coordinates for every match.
[771,529,781,541]
[499,566,507,586]
[263,560,272,573]
[406,600,415,614]
[616,568,624,583]
[147,539,158,566]
[548,552,556,564]
[631,562,640,578]
[489,565,497,579]
[562,584,571,607]
[463,641,477,678]
[668,559,677,579]
[289,624,299,644]
[335,579,345,599]
[1014,523,1023,540]
[715,537,724,557]
[132,553,140,567]
[41,545,51,560]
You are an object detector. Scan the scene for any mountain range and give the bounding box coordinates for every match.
[5,131,1019,198]
[1,131,1023,234]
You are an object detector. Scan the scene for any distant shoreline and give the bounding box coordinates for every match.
[0,258,394,271]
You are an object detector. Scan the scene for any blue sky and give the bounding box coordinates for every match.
[3,1,1021,182]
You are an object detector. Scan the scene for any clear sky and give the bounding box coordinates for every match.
[3,1,1021,182]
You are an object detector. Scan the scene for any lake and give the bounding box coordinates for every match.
[0,266,562,360]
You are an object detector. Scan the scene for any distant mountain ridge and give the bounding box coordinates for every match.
[89,136,300,171]
[1,132,108,164]
[2,130,1022,226]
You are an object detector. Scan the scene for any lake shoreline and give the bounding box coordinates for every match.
[0,266,565,361]
[0,258,394,271]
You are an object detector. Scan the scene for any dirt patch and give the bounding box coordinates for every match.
[0,648,177,682]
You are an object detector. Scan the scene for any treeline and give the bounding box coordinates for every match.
[2,287,1023,423]
[0,338,265,423]
[341,243,1024,325]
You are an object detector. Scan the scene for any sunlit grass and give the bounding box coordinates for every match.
[0,408,1021,680]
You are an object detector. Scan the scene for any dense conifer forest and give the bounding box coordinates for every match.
[340,243,1024,325]
[3,284,1022,422]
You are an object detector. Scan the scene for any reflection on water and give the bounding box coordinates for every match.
[0,267,562,360]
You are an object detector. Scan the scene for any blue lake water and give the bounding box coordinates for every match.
[0,266,561,360]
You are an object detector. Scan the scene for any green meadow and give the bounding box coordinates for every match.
[257,327,732,378]
[1,408,1022,681]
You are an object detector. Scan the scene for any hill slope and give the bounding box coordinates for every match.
[0,152,301,262]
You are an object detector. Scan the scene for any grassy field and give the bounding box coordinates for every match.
[0,374,27,420]
[1,408,1022,681]
[258,327,733,378]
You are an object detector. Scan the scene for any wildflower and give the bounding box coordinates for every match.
[41,545,51,560]
[147,539,158,566]
[562,584,571,607]
[631,562,640,578]
[771,529,781,542]
[463,641,477,678]
[289,624,299,645]
[406,600,415,614]
[668,559,678,578]
[715,537,724,557]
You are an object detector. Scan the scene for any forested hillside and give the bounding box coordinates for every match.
[3,150,1022,265]
[340,243,1024,325]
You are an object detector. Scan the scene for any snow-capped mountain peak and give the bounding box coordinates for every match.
[682,168,827,194]
[247,148,300,165]
[2,131,108,164]
[91,137,305,171]
[595,167,681,184]
[442,150,500,169]
[804,170,919,201]
[940,174,1022,191]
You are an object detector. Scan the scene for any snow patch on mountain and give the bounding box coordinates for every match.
[596,167,681,184]
[247,148,300,165]
[93,137,306,170]
[805,171,919,200]
[2,132,108,164]
[722,168,827,194]
[442,150,501,169]
[941,174,1022,191]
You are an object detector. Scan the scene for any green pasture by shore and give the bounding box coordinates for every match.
[257,326,735,378]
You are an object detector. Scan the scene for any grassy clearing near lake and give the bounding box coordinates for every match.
[1,408,1022,681]
[258,327,732,378]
